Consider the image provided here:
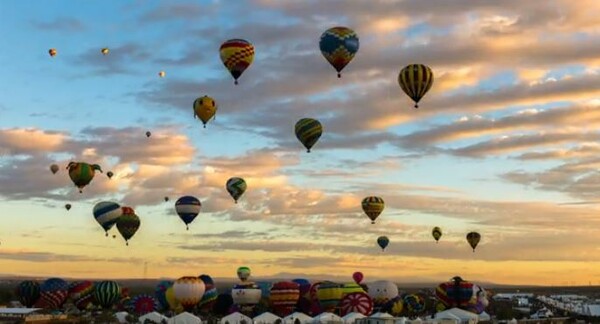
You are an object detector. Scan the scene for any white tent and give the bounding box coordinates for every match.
[254,312,283,324]
[394,317,408,324]
[436,318,459,324]
[313,312,343,323]
[435,308,479,324]
[478,312,490,322]
[114,311,129,324]
[139,311,169,324]
[367,312,395,324]
[283,312,313,324]
[168,312,202,324]
[220,312,252,324]
[342,312,366,324]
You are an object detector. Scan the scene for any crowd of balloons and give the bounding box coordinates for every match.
[14,271,489,319]
[44,26,482,251]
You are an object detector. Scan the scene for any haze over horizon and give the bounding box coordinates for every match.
[1,0,600,286]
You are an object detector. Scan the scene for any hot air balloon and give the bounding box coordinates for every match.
[93,201,122,236]
[231,282,262,308]
[175,196,201,230]
[68,281,94,311]
[155,280,173,311]
[67,162,102,193]
[319,26,359,78]
[219,39,254,85]
[38,278,68,310]
[432,226,442,243]
[198,274,218,313]
[404,294,426,315]
[193,96,217,128]
[362,196,385,224]
[213,293,234,316]
[398,64,434,108]
[173,277,205,312]
[377,236,389,251]
[131,294,159,315]
[93,281,121,309]
[226,177,247,203]
[164,196,169,202]
[166,286,184,314]
[16,281,40,308]
[65,204,71,211]
[295,118,323,153]
[159,71,165,78]
[352,272,364,284]
[291,279,311,297]
[340,292,373,316]
[101,48,109,55]
[367,280,398,307]
[50,164,59,174]
[382,295,404,316]
[107,171,114,179]
[49,48,57,57]
[467,232,481,252]
[270,281,300,317]
[341,282,365,299]
[316,282,344,312]
[237,266,251,282]
[117,206,140,245]
[146,131,151,138]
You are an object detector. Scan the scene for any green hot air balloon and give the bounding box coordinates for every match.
[16,280,41,308]
[66,162,102,193]
[295,118,323,153]
[226,177,247,203]
[93,280,121,309]
[116,207,140,246]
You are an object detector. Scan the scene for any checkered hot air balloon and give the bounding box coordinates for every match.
[226,177,247,203]
[173,276,205,312]
[175,196,201,230]
[319,26,359,78]
[116,207,140,246]
[220,39,254,85]
[362,196,385,224]
[93,201,122,236]
[295,118,323,153]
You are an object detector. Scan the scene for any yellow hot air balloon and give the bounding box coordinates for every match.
[48,48,57,57]
[165,286,184,313]
[159,71,165,78]
[398,64,434,108]
[193,96,217,128]
[101,48,109,55]
[173,277,205,312]
[219,39,254,85]
[361,196,384,224]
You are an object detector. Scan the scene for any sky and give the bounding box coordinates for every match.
[1,0,600,286]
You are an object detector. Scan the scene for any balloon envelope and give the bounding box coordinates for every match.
[319,26,359,77]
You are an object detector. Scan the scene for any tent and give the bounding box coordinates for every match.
[220,312,252,324]
[283,312,313,324]
[478,312,491,322]
[168,312,202,324]
[114,311,129,324]
[313,312,343,323]
[366,312,394,324]
[435,308,479,324]
[139,311,169,324]
[254,312,283,324]
[342,312,365,324]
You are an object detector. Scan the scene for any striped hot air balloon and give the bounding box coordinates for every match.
[219,39,254,85]
[131,294,159,315]
[362,196,385,224]
[316,282,344,312]
[319,26,359,78]
[155,280,173,311]
[226,177,247,203]
[93,201,122,236]
[16,281,40,308]
[398,64,434,109]
[175,196,201,230]
[69,281,94,311]
[173,276,205,312]
[341,282,365,299]
[198,274,218,312]
[116,207,140,245]
[295,118,323,153]
[37,278,68,310]
[270,281,300,317]
[93,281,121,309]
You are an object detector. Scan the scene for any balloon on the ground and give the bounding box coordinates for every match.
[367,280,398,306]
[38,278,68,310]
[173,276,205,312]
[270,281,300,317]
[131,294,159,315]
[316,281,344,312]
[93,280,121,309]
[16,281,40,308]
[352,271,364,284]
[340,292,373,316]
[237,266,251,282]
[198,274,218,312]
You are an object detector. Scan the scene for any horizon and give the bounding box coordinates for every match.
[1,0,600,286]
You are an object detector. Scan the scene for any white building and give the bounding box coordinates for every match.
[253,312,282,324]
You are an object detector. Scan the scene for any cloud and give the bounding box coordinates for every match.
[31,18,85,32]
[0,250,143,263]
[0,128,67,155]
